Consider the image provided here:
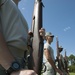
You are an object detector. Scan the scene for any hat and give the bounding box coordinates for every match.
[45,32,54,37]
[58,46,63,52]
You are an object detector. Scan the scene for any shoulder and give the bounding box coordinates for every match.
[44,43,51,51]
[44,42,49,48]
[44,42,49,46]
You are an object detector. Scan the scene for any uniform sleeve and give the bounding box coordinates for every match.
[44,43,50,50]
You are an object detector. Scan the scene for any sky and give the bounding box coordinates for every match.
[18,0,75,57]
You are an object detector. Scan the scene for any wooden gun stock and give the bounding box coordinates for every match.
[56,37,61,70]
[29,0,44,75]
[64,50,68,73]
[56,36,60,59]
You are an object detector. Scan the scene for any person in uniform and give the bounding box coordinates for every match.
[0,0,45,75]
[43,32,63,75]
[56,46,68,75]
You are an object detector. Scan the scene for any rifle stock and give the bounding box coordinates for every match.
[56,36,60,59]
[56,37,67,72]
[56,37,61,70]
[64,50,68,73]
[29,0,44,75]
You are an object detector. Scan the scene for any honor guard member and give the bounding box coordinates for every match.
[0,0,45,75]
[43,32,63,75]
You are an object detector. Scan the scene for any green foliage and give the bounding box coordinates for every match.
[70,73,75,75]
[69,65,75,73]
[68,54,75,65]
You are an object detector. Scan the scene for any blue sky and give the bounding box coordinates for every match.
[18,0,75,57]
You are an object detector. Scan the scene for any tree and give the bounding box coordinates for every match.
[68,54,75,65]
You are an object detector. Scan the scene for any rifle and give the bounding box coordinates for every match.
[64,50,68,73]
[56,36,60,59]
[28,0,44,75]
[56,37,66,73]
[56,37,62,70]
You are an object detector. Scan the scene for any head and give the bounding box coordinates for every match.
[45,32,54,44]
[58,46,63,53]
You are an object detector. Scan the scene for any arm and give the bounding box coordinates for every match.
[44,48,63,74]
[0,32,15,70]
[44,49,57,70]
[0,31,38,75]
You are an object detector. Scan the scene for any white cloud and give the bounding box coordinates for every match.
[64,26,71,32]
[22,7,25,10]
